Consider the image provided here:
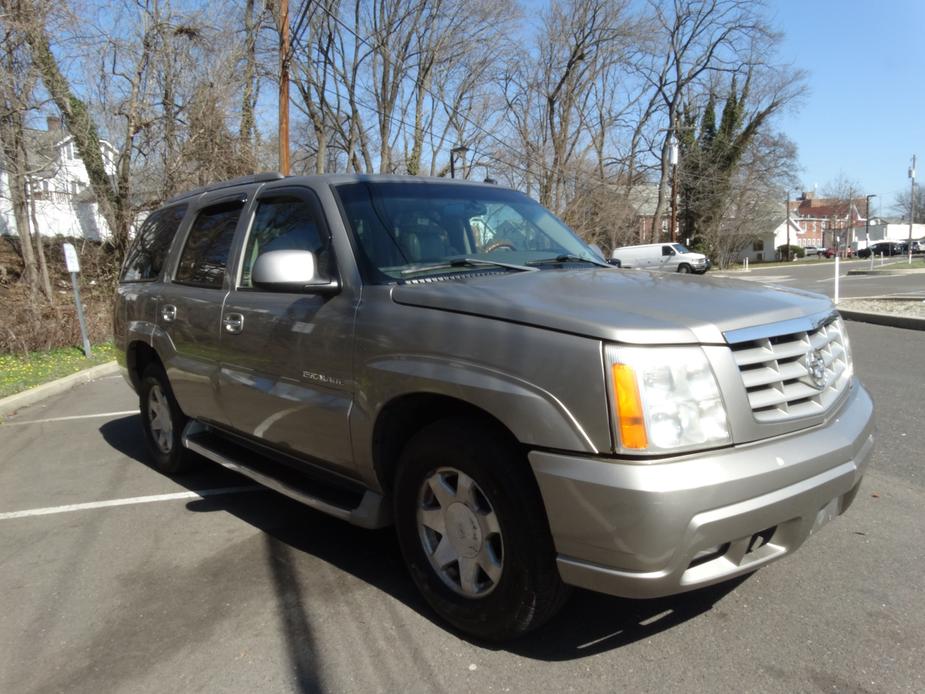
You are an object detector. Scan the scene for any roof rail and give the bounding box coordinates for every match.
[167,172,285,203]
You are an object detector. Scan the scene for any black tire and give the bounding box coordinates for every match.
[393,417,570,641]
[677,263,692,273]
[139,363,193,475]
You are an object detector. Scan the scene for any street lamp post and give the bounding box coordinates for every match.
[909,156,916,264]
[669,138,679,243]
[785,191,791,261]
[450,145,469,179]
[865,194,876,266]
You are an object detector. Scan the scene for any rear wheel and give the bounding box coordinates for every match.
[393,418,569,641]
[139,364,194,475]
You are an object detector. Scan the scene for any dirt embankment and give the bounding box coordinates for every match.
[0,237,117,354]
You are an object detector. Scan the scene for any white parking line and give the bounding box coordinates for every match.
[3,410,138,426]
[0,485,264,520]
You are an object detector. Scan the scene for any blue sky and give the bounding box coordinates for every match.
[771,0,924,215]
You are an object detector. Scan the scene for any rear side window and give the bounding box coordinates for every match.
[120,204,187,282]
[175,200,244,288]
[240,196,330,288]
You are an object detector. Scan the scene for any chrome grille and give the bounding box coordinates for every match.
[728,317,852,423]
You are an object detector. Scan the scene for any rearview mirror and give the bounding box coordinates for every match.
[251,250,340,294]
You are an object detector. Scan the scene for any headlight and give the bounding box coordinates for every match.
[834,317,853,376]
[605,345,732,453]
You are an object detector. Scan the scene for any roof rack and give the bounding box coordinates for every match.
[167,172,285,203]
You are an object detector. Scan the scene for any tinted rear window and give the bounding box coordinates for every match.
[175,200,244,288]
[120,204,187,282]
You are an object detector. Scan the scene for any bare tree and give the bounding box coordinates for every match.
[501,0,637,210]
[892,186,925,224]
[0,20,40,295]
[641,0,775,240]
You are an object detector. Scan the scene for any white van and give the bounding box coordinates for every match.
[611,242,710,274]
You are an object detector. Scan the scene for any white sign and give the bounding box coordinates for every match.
[63,243,80,273]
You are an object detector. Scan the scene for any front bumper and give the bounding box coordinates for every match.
[529,381,874,599]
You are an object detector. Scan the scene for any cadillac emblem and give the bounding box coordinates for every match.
[803,349,828,390]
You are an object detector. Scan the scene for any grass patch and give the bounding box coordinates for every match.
[0,342,116,399]
[878,259,925,270]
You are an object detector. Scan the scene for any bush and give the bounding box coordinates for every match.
[776,244,804,260]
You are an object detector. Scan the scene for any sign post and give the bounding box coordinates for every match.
[63,243,91,358]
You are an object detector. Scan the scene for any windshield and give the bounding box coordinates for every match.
[671,243,691,254]
[334,181,598,282]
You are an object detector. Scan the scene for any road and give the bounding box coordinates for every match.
[711,258,925,299]
[1,323,923,694]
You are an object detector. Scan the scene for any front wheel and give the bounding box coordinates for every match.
[677,263,692,273]
[393,418,569,641]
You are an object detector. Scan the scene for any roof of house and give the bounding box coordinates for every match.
[22,121,116,182]
[22,127,64,180]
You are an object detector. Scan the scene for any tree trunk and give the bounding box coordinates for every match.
[16,1,123,254]
[29,192,52,298]
[8,147,38,295]
[240,0,257,162]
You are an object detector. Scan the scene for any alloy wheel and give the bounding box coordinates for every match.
[147,384,173,454]
[416,467,504,598]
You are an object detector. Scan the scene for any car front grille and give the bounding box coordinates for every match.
[727,317,852,423]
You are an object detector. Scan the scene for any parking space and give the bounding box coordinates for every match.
[1,323,924,693]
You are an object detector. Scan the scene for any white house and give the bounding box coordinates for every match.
[737,217,801,263]
[0,117,117,241]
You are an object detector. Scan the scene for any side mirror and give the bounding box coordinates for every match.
[607,258,622,267]
[251,250,340,294]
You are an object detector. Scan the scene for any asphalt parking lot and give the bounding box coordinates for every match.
[1,321,923,694]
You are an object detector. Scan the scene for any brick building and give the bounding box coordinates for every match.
[789,192,870,249]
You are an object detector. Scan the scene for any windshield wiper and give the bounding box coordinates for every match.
[400,257,537,277]
[526,254,610,268]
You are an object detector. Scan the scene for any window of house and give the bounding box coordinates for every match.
[753,239,764,252]
[120,204,188,282]
[240,196,330,288]
[174,200,244,288]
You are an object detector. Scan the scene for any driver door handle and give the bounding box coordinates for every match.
[223,313,245,334]
[161,304,177,322]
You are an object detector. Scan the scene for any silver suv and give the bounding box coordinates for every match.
[114,174,875,641]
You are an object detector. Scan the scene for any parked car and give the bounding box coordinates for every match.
[611,242,709,273]
[803,245,821,257]
[823,246,853,259]
[115,174,875,641]
[857,241,905,258]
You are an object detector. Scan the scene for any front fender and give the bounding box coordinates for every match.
[348,354,600,490]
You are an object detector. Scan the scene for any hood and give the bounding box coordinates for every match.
[391,268,834,344]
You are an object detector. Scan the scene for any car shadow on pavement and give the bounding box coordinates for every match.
[100,415,748,663]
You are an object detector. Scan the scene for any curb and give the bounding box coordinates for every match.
[838,309,925,331]
[0,361,120,418]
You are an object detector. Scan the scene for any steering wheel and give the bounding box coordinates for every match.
[484,240,517,252]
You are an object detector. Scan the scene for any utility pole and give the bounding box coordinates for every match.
[909,155,916,263]
[669,138,679,243]
[785,191,791,261]
[277,0,290,175]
